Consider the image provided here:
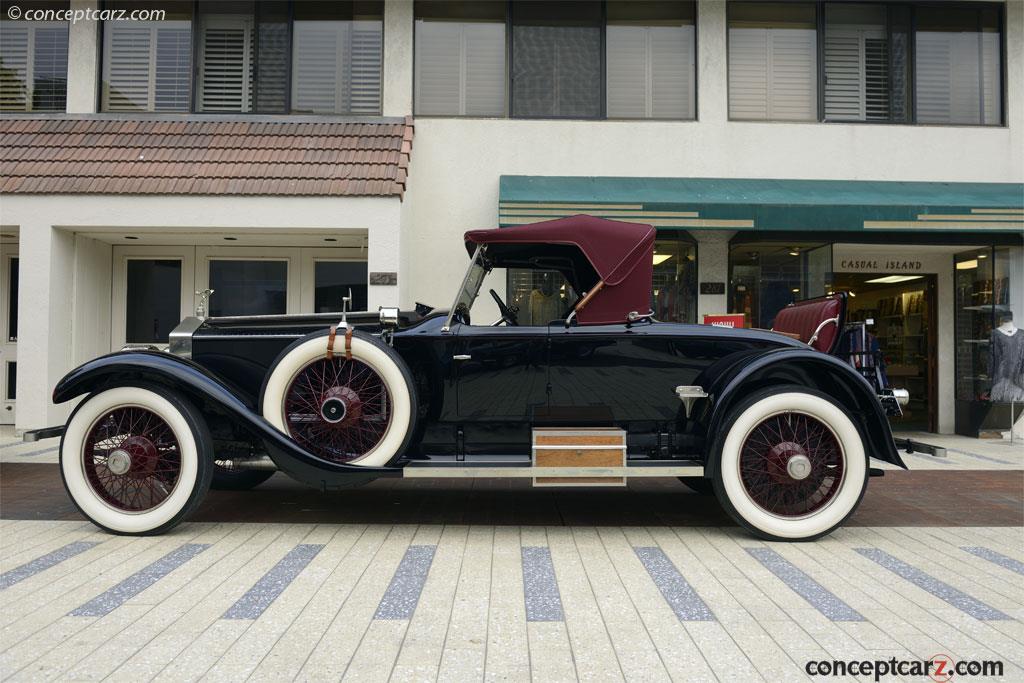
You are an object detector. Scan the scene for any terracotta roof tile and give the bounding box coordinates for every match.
[0,116,414,197]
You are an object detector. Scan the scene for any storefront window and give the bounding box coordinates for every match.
[208,260,287,316]
[729,241,831,328]
[651,238,696,322]
[125,259,182,344]
[955,246,1024,435]
[314,261,368,313]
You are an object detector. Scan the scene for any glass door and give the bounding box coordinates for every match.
[194,247,300,317]
[112,246,195,350]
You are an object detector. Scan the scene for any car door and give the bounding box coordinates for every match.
[547,323,701,423]
[453,323,549,421]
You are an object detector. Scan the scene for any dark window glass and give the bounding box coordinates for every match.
[0,1,69,112]
[208,260,287,316]
[729,242,831,328]
[507,270,578,325]
[314,261,368,312]
[196,1,256,113]
[255,0,289,112]
[7,257,17,342]
[5,362,14,400]
[125,259,181,344]
[511,1,602,118]
[915,5,1002,125]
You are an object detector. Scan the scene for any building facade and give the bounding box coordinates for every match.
[1,0,1022,437]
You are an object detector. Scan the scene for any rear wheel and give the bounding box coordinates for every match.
[261,330,417,467]
[60,386,212,535]
[712,387,868,541]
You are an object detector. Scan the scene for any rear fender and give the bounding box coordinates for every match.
[698,348,906,477]
[53,351,402,483]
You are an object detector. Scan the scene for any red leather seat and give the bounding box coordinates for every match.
[772,294,844,353]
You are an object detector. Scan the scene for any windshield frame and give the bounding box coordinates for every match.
[443,244,488,332]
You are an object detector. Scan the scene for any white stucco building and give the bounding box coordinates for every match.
[1,0,1022,437]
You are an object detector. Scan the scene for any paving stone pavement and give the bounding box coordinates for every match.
[1,520,1022,682]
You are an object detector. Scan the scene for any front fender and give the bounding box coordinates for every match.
[53,351,402,482]
[699,348,907,476]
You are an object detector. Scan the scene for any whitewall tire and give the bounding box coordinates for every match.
[261,331,416,467]
[713,387,868,541]
[60,386,213,535]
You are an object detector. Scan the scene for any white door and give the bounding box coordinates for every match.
[0,246,18,424]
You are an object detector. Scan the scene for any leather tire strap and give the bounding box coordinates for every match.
[345,327,353,360]
[327,325,337,359]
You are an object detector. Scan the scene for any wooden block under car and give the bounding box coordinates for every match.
[532,428,627,486]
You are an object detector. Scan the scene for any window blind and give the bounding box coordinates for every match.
[414,20,505,116]
[198,15,254,112]
[292,20,381,115]
[0,21,68,112]
[824,27,890,121]
[916,30,1000,125]
[606,24,694,119]
[103,21,191,112]
[729,27,817,121]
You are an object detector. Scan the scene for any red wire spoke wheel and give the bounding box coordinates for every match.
[738,411,845,518]
[82,406,183,512]
[283,356,393,463]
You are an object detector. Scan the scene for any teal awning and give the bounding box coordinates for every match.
[498,176,1024,233]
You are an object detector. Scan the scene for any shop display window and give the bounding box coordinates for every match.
[728,241,831,329]
[955,246,1024,436]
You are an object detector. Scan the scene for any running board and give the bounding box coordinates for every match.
[402,463,703,479]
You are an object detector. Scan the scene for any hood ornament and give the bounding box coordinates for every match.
[195,289,215,319]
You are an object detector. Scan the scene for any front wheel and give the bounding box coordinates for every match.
[713,387,868,541]
[60,386,213,535]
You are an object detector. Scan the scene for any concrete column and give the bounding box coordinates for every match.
[17,224,76,431]
[382,0,413,117]
[366,207,402,310]
[697,0,728,123]
[65,0,100,113]
[692,230,734,319]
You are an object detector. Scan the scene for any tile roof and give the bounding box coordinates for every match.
[0,116,414,197]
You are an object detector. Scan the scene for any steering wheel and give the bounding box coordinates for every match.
[489,289,520,326]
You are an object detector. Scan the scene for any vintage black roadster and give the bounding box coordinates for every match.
[36,215,908,541]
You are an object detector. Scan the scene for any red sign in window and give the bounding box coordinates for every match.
[702,313,747,329]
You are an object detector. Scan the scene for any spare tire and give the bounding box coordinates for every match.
[261,329,417,467]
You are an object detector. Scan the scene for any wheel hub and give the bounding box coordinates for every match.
[786,453,812,480]
[321,397,347,423]
[121,435,160,479]
[321,386,362,425]
[107,448,131,475]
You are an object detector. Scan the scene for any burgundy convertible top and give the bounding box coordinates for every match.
[464,215,656,325]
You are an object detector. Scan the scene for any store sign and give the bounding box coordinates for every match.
[837,258,924,272]
[703,313,746,328]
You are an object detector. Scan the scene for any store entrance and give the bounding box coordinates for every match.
[831,273,938,432]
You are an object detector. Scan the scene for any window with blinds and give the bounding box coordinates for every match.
[915,6,1002,126]
[728,3,817,121]
[197,15,254,112]
[824,5,889,122]
[102,21,192,112]
[0,21,68,112]
[291,19,383,114]
[414,20,506,116]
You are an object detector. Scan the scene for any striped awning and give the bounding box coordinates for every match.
[498,176,1024,233]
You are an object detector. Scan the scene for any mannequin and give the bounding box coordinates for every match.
[990,311,1024,403]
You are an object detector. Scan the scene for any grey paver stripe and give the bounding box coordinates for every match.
[70,543,210,617]
[521,546,564,622]
[746,547,864,621]
[4,446,59,457]
[634,546,715,621]
[223,543,324,620]
[961,546,1024,576]
[0,541,100,589]
[945,448,1016,465]
[903,451,951,465]
[855,548,1011,620]
[374,544,437,620]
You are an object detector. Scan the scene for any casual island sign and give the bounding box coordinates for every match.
[831,245,944,274]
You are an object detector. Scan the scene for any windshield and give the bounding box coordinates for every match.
[443,244,488,331]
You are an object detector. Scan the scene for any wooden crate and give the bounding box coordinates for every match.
[532,428,627,487]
